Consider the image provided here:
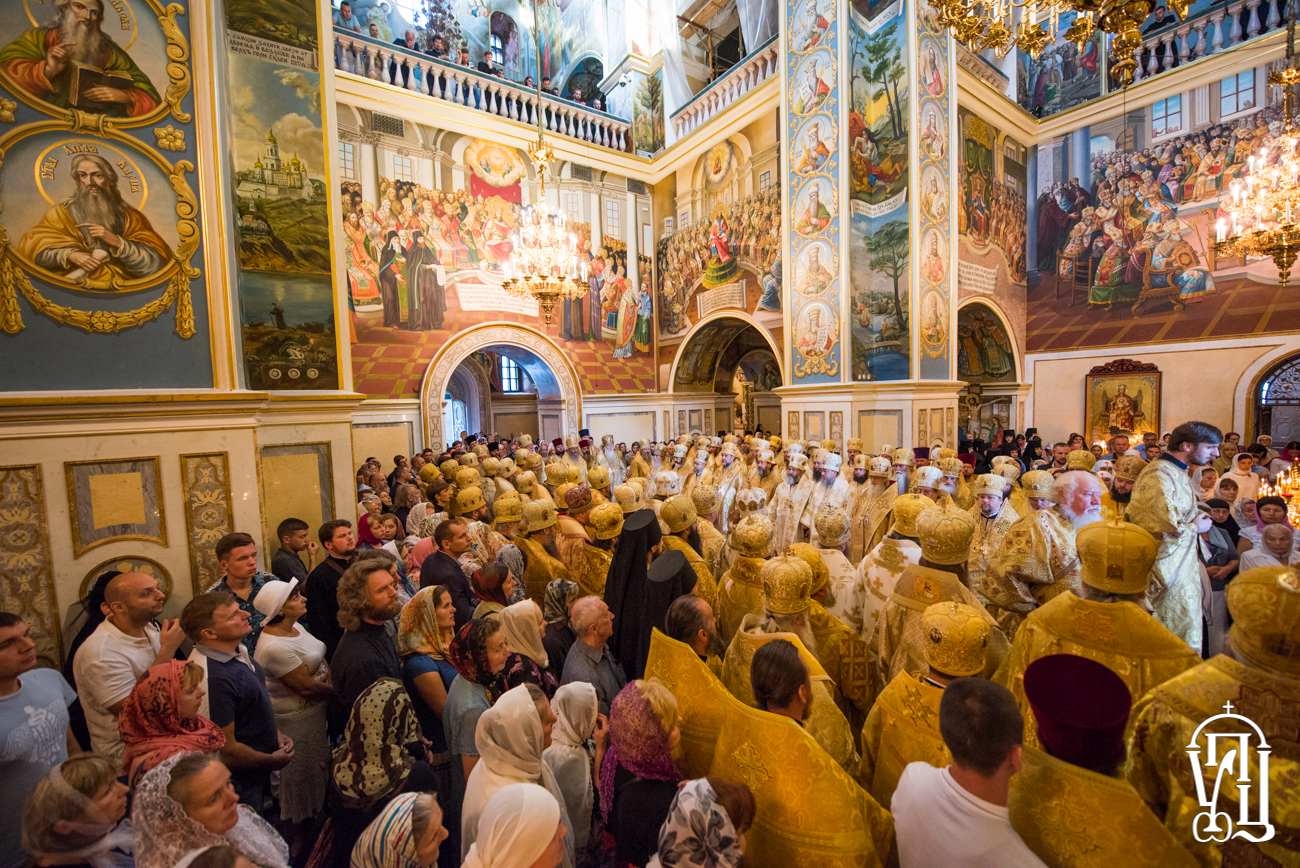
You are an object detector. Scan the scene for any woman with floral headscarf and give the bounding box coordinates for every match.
[647,778,755,868]
[540,579,580,682]
[445,619,509,781]
[119,660,225,783]
[470,565,516,620]
[602,679,684,867]
[398,586,463,867]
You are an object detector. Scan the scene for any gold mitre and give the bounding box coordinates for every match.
[522,498,557,533]
[758,449,776,463]
[787,453,810,472]
[655,470,684,497]
[768,435,783,449]
[868,456,892,478]
[452,485,485,517]
[518,434,534,447]
[454,467,480,491]
[439,458,460,482]
[849,454,868,472]
[1020,469,1054,496]
[1227,565,1300,675]
[998,464,1023,485]
[482,457,501,477]
[891,493,932,537]
[515,470,538,493]
[1067,449,1097,471]
[916,503,976,565]
[1077,519,1157,595]
[890,447,915,468]
[662,494,698,534]
[760,554,814,615]
[732,515,774,559]
[588,502,625,541]
[820,439,836,452]
[614,483,641,515]
[969,473,1007,497]
[554,482,578,509]
[472,444,489,458]
[493,493,523,525]
[934,447,958,462]
[544,462,573,487]
[786,543,830,597]
[922,602,991,677]
[691,485,719,515]
[458,452,480,467]
[847,438,864,453]
[936,457,964,477]
[735,487,768,517]
[587,465,611,489]
[498,457,518,477]
[913,466,944,489]
[721,443,743,459]
[1113,455,1147,482]
[814,505,851,547]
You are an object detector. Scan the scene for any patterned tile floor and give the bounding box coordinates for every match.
[350,282,657,398]
[1026,271,1300,353]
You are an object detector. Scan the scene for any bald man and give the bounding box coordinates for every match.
[72,572,183,759]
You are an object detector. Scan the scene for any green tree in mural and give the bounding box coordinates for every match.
[862,22,904,139]
[419,0,461,51]
[867,220,909,330]
[637,73,664,151]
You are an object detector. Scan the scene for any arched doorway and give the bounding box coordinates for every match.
[1252,352,1300,443]
[955,300,1022,442]
[420,324,582,451]
[671,315,783,435]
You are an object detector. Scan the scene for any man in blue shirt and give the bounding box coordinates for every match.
[209,533,274,653]
[181,593,292,811]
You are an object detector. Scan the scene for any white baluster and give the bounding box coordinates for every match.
[410,60,424,92]
[1268,0,1282,29]
[1176,27,1191,62]
[1161,33,1176,69]
[562,110,572,137]
[1229,1,1244,44]
[1131,47,1145,81]
[599,123,608,148]
[1210,10,1226,50]
[1247,0,1262,35]
[1192,20,1208,56]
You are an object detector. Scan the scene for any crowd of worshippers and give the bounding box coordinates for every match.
[5,420,1300,868]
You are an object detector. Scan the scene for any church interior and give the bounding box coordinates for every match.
[3,0,1300,861]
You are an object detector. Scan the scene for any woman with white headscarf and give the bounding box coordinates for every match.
[496,599,558,699]
[648,778,755,868]
[132,752,288,868]
[460,685,575,868]
[462,783,566,868]
[542,683,607,856]
[22,755,134,868]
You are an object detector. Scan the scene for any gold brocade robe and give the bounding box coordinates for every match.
[1100,489,1126,522]
[967,502,1019,596]
[984,505,1082,636]
[695,518,727,584]
[857,537,923,650]
[994,593,1201,750]
[628,455,651,480]
[573,541,612,597]
[1124,457,1205,652]
[878,563,1009,685]
[710,690,895,868]
[1127,655,1300,867]
[515,534,571,605]
[1006,482,1029,517]
[857,484,898,563]
[821,547,864,637]
[721,616,860,771]
[747,466,782,502]
[809,601,875,731]
[663,535,718,608]
[856,671,949,809]
[774,477,816,550]
[713,463,748,533]
[555,515,590,578]
[644,628,731,778]
[717,555,765,643]
[953,478,975,511]
[1009,746,1196,868]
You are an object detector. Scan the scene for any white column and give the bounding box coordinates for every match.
[590,186,603,253]
[416,151,435,189]
[358,135,378,206]
[625,190,638,285]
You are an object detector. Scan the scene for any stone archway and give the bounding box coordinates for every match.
[419,324,583,451]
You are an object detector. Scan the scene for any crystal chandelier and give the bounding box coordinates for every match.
[1213,64,1300,285]
[502,0,588,325]
[932,0,1180,85]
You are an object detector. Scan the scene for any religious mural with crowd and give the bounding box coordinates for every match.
[1028,98,1300,352]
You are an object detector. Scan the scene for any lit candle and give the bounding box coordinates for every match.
[1217,218,1227,242]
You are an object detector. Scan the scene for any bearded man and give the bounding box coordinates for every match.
[515,500,572,604]
[845,437,863,464]
[572,501,622,597]
[555,484,593,577]
[1125,420,1222,651]
[911,466,943,500]
[559,434,589,485]
[984,470,1102,637]
[663,593,727,673]
[966,472,1019,594]
[851,456,896,562]
[19,153,171,287]
[890,447,915,497]
[1101,455,1146,520]
[1,0,159,115]
[682,449,709,501]
[747,447,781,501]
[711,443,747,533]
[936,456,973,509]
[802,452,850,543]
[660,495,718,607]
[773,452,815,549]
[689,486,728,579]
[627,441,652,479]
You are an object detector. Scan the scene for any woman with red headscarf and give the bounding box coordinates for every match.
[470,564,516,620]
[118,660,225,782]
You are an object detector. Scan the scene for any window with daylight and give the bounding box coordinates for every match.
[490,34,504,66]
[565,191,581,220]
[759,170,772,191]
[1220,70,1255,117]
[392,153,414,182]
[605,199,621,235]
[500,357,523,392]
[338,142,355,179]
[1152,96,1182,138]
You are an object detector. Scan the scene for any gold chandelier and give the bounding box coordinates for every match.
[502,0,588,326]
[932,0,1184,85]
[1213,66,1300,285]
